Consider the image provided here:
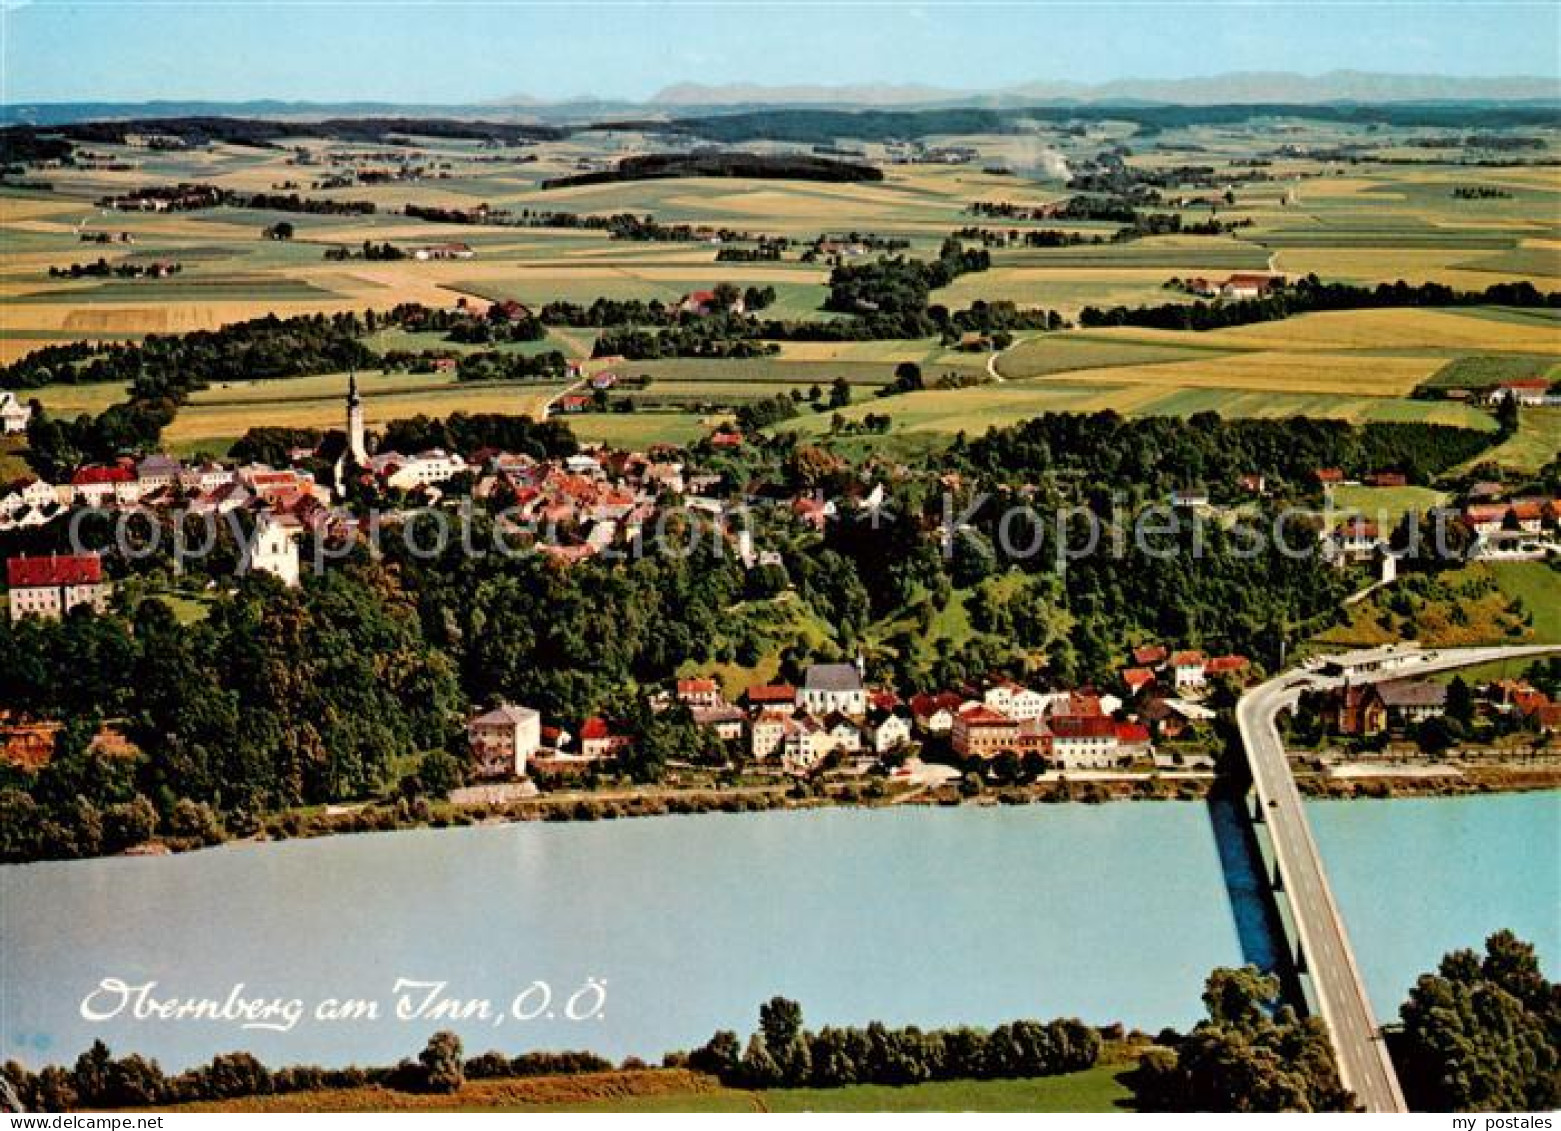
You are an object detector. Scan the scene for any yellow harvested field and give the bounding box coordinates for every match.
[1271,248,1495,283]
[1093,308,1561,354]
[164,382,565,446]
[1019,350,1442,396]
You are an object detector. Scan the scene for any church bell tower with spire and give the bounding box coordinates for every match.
[346,367,367,464]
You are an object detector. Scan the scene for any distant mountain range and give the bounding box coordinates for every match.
[642,71,1561,108]
[4,71,1557,128]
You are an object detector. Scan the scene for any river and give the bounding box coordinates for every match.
[1,793,1555,1073]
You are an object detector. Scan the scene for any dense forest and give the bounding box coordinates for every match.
[540,152,882,189]
[0,116,564,163]
[660,102,1561,146]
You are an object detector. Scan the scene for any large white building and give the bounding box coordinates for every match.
[242,511,301,587]
[7,553,110,623]
[798,662,867,717]
[375,450,467,491]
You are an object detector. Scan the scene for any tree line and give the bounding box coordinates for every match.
[1079,276,1560,333]
[686,996,1101,1090]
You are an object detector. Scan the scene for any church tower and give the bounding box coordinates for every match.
[346,368,367,464]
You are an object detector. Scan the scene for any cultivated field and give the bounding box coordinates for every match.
[3,120,1559,450]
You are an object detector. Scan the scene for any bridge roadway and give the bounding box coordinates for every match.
[1236,643,1559,1113]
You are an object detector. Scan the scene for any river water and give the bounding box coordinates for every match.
[1,793,1554,1072]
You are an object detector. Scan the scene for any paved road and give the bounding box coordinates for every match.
[1236,643,1560,1113]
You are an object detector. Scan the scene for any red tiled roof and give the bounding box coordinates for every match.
[1132,644,1167,666]
[746,684,796,704]
[868,688,901,711]
[71,465,134,485]
[1050,715,1118,739]
[910,691,964,717]
[957,704,1014,727]
[1115,721,1152,744]
[7,553,103,588]
[677,678,718,696]
[1206,655,1250,674]
[1122,667,1157,691]
[1170,651,1206,668]
[1464,504,1509,522]
[579,717,611,740]
[1338,518,1380,538]
[1315,468,1345,483]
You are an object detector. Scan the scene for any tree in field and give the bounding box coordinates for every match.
[828,376,852,409]
[1393,930,1558,1112]
[1495,393,1520,437]
[891,360,924,393]
[418,1031,465,1094]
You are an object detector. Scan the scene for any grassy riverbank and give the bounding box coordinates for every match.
[149,1062,1137,1113]
[64,756,1561,865]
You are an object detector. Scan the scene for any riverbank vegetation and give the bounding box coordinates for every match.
[0,998,1115,1113]
[11,932,1549,1112]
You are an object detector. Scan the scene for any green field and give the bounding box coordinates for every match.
[1455,407,1561,475]
[1421,354,1559,390]
[1328,485,1450,524]
[1315,560,1561,650]
[160,1065,1135,1113]
[538,1068,1133,1113]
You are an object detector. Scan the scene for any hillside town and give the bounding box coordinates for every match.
[3,373,1559,800]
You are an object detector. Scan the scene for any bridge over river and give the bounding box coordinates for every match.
[1236,643,1559,1113]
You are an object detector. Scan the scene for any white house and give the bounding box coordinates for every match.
[865,710,912,754]
[179,462,235,493]
[1170,651,1208,688]
[749,709,792,761]
[0,478,59,518]
[468,703,542,778]
[798,662,867,717]
[983,680,1050,721]
[782,716,828,773]
[1048,715,1121,770]
[242,511,301,587]
[136,454,182,491]
[822,712,863,754]
[0,391,32,434]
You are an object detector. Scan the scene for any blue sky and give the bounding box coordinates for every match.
[3,0,1557,103]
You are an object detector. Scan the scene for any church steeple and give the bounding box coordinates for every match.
[346,366,367,463]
